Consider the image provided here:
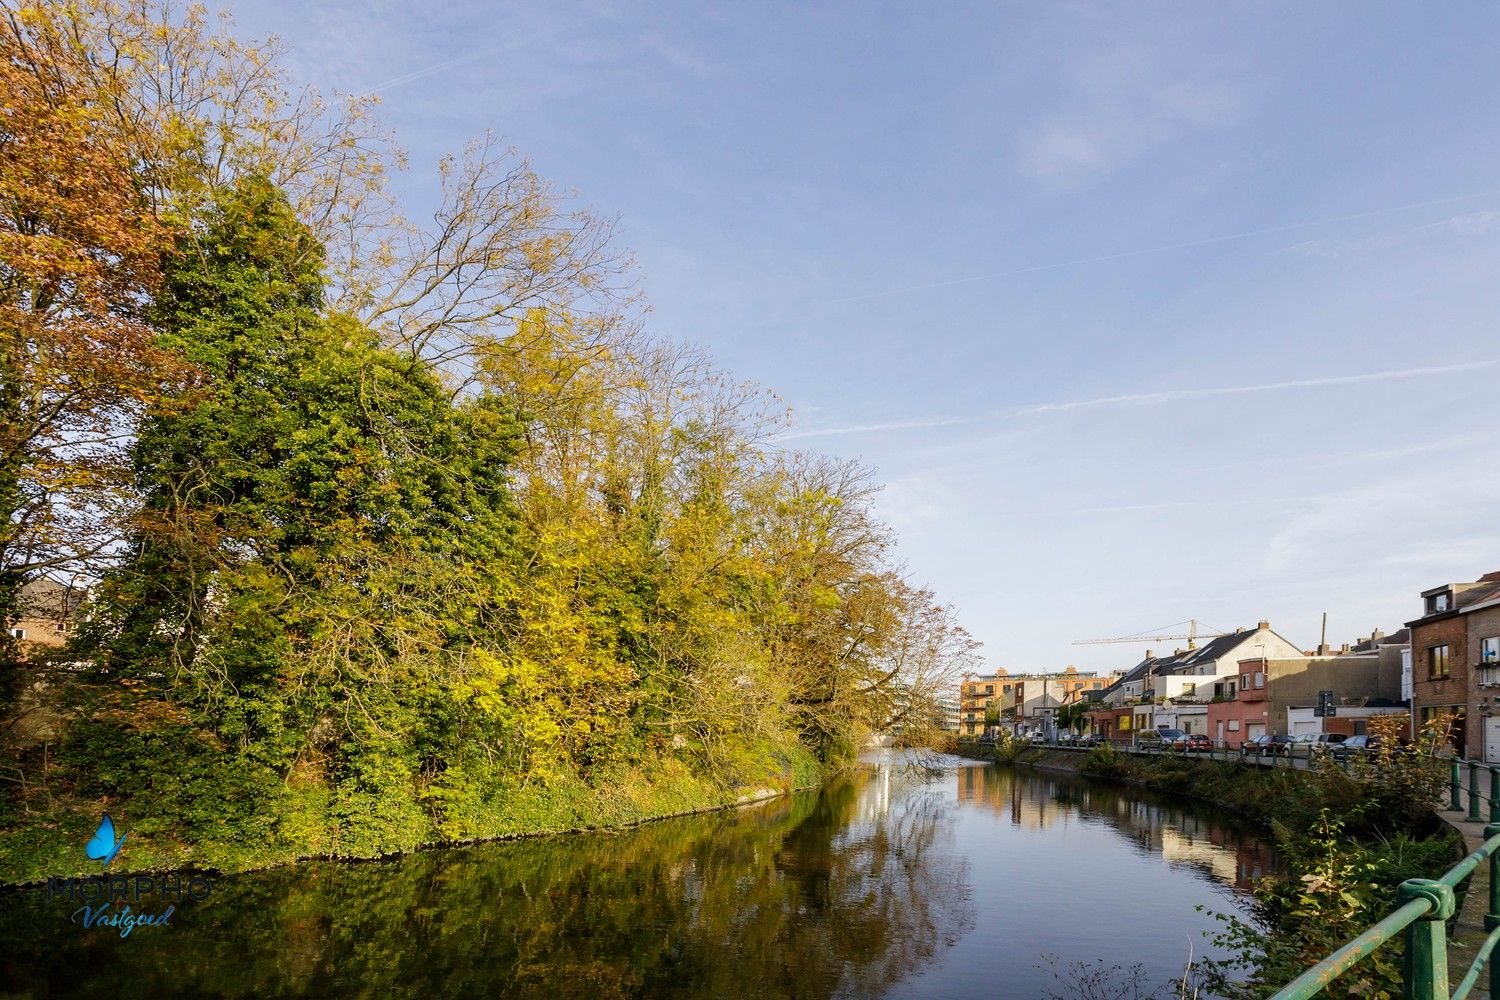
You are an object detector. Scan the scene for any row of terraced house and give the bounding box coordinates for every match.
[958,569,1500,756]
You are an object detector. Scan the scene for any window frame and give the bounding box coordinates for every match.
[1428,644,1451,680]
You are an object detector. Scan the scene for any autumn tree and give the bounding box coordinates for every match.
[0,4,182,660]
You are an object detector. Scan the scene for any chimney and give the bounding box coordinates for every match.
[1371,628,1385,643]
[1257,620,1270,631]
[1340,643,1350,653]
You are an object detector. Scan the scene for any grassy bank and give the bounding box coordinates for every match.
[0,682,825,885]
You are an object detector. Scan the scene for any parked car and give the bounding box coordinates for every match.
[1331,734,1374,760]
[1137,729,1185,751]
[1183,734,1213,752]
[1157,728,1187,750]
[1028,731,1046,745]
[1077,733,1100,748]
[1242,734,1296,757]
[1289,733,1348,757]
[1330,734,1412,761]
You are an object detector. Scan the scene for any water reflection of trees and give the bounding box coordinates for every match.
[0,768,973,999]
[955,764,1275,890]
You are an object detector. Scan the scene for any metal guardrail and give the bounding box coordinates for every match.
[1270,758,1500,1000]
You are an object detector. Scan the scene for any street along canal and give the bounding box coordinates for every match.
[0,751,1275,998]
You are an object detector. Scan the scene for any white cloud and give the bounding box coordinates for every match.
[1016,36,1252,187]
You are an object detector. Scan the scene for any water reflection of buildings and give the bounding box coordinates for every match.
[954,764,1274,889]
[859,760,894,822]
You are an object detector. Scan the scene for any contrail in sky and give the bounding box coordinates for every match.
[777,359,1500,442]
[355,31,563,98]
[1016,359,1500,414]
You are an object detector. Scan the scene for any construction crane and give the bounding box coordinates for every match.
[1072,619,1227,651]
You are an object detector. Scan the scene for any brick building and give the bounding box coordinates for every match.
[958,667,1119,737]
[5,579,86,653]
[1204,630,1406,748]
[1406,571,1500,759]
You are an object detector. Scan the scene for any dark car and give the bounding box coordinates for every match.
[1242,734,1295,757]
[1331,734,1374,761]
[1183,733,1212,752]
[1331,734,1413,761]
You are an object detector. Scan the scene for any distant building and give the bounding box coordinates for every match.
[933,696,961,733]
[959,667,1119,737]
[6,579,86,653]
[1087,622,1302,741]
[1406,570,1500,759]
[1205,629,1408,747]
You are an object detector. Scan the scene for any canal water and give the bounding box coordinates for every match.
[0,751,1274,999]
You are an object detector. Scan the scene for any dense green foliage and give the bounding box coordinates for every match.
[0,4,976,881]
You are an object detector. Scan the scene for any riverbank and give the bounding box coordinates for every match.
[965,742,1460,841]
[965,740,1470,996]
[0,741,826,886]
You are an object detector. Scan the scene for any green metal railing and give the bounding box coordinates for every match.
[1271,757,1500,1000]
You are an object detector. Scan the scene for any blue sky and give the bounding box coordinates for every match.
[232,1,1500,671]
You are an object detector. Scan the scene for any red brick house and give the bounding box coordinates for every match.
[1407,571,1500,759]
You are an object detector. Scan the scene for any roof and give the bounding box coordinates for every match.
[1407,572,1500,627]
[1149,625,1296,676]
[1347,627,1410,654]
[15,579,87,620]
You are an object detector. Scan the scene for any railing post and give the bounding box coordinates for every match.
[1487,823,1500,999]
[1471,762,1483,823]
[1453,758,1464,811]
[1397,879,1454,1000]
[1491,767,1499,824]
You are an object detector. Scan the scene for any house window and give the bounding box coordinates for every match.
[1482,637,1500,663]
[1255,672,1265,689]
[1182,683,1196,697]
[8,627,24,639]
[1002,684,1011,693]
[1428,591,1451,614]
[1354,720,1367,735]
[984,685,993,695]
[1428,645,1451,680]
[1092,681,1102,689]
[1228,720,1240,732]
